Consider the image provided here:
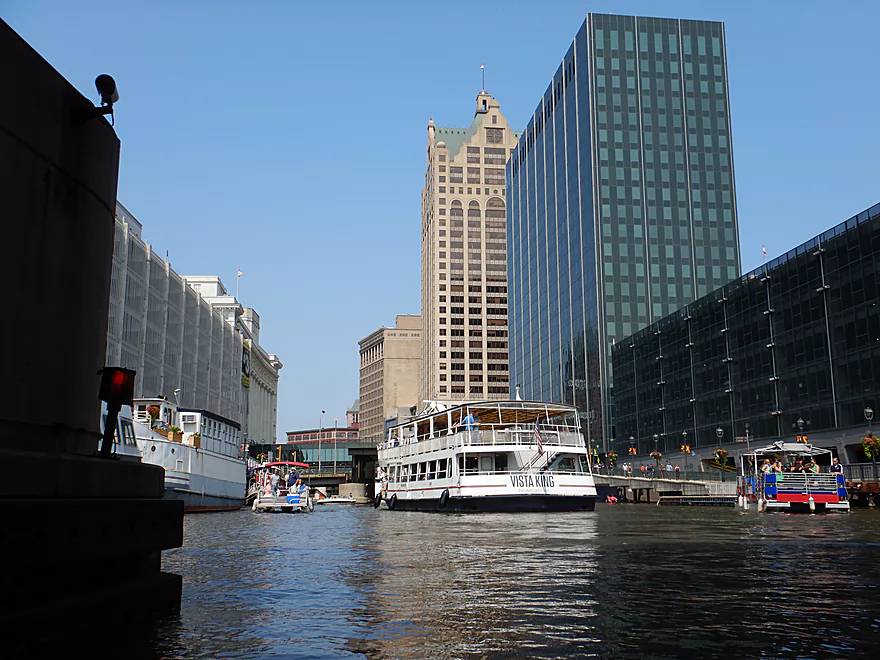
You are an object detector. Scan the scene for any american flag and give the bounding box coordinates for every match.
[535,419,544,455]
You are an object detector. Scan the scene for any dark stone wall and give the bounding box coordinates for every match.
[0,18,119,454]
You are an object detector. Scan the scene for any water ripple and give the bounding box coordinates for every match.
[147,505,880,658]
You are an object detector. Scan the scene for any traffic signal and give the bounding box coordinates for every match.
[98,367,136,405]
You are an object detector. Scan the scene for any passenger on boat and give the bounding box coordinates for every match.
[807,459,819,474]
[297,479,310,499]
[761,459,772,475]
[287,470,298,490]
[455,414,480,432]
[830,457,843,474]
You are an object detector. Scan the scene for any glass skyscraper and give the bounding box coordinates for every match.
[507,14,741,446]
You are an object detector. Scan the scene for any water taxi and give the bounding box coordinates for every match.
[374,401,597,512]
[738,441,849,513]
[249,461,315,513]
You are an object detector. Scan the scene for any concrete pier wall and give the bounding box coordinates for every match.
[0,18,182,651]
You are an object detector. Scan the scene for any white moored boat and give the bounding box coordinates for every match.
[374,401,597,512]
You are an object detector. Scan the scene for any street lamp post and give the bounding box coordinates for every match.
[319,410,325,473]
[653,433,659,474]
[682,430,689,472]
[716,426,724,482]
[866,406,875,481]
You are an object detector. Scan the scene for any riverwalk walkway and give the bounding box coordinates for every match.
[593,470,737,502]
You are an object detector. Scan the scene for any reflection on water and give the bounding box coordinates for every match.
[150,505,880,659]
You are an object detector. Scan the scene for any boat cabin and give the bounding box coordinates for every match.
[379,401,591,479]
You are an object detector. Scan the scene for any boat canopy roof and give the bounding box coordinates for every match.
[254,461,310,470]
[388,401,579,437]
[747,441,832,458]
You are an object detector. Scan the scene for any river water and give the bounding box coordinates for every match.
[148,505,880,659]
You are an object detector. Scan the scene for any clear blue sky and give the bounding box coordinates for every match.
[5,0,879,437]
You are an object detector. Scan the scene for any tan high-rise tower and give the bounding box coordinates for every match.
[420,91,521,404]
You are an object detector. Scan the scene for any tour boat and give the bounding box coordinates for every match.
[374,400,597,512]
[737,441,849,513]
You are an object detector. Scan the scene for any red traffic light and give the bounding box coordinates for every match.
[98,367,136,405]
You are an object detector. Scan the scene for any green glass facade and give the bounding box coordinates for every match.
[507,14,740,446]
[612,204,880,458]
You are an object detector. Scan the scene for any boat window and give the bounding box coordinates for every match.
[578,455,590,473]
[494,453,508,473]
[120,420,137,447]
[459,455,478,474]
[418,462,427,480]
[438,459,448,479]
[428,460,437,479]
[555,457,576,473]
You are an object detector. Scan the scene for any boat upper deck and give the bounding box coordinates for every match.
[378,401,584,461]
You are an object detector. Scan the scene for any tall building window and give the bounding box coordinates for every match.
[484,148,506,165]
[486,128,504,144]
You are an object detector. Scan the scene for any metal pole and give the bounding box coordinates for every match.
[100,403,121,459]
[334,418,338,475]
[319,410,325,473]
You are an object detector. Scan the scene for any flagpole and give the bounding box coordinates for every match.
[236,269,240,300]
[481,64,485,90]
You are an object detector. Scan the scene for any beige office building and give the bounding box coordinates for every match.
[358,315,421,444]
[420,91,520,404]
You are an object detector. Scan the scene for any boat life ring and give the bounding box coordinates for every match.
[373,493,383,509]
[389,493,398,510]
[439,488,450,510]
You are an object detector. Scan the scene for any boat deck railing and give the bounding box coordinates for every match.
[378,428,583,459]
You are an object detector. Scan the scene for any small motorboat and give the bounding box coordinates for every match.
[315,496,358,505]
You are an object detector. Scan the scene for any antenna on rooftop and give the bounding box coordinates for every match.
[480,63,485,91]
